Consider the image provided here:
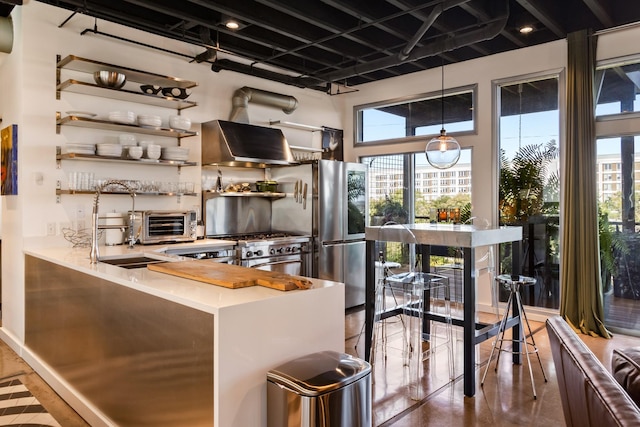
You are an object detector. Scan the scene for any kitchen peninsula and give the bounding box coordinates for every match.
[23,240,345,427]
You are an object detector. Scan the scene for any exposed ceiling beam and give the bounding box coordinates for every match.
[253,0,404,78]
[120,0,357,78]
[582,0,614,27]
[314,6,509,84]
[515,0,565,37]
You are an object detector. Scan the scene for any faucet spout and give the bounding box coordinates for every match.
[90,180,137,264]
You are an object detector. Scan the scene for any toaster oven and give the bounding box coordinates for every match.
[131,210,197,244]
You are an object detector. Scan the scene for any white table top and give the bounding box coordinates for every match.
[366,223,522,247]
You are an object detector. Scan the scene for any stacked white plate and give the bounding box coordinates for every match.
[138,114,162,128]
[169,115,191,131]
[97,143,123,157]
[161,146,189,161]
[109,111,137,125]
[64,143,95,155]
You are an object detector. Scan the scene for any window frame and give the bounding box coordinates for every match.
[353,84,478,146]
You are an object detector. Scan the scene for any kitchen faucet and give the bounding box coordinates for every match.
[89,180,137,264]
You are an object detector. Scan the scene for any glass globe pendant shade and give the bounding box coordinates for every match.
[425,129,461,169]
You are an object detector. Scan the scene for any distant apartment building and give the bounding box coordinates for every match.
[369,154,631,203]
[369,161,472,201]
[596,153,640,203]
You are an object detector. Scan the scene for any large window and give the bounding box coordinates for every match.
[596,54,640,334]
[496,73,561,310]
[596,54,640,118]
[356,85,476,144]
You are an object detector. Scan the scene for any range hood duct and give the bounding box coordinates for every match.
[229,86,299,124]
[201,119,296,168]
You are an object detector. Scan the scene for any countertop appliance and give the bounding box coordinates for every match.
[131,210,197,244]
[271,160,368,308]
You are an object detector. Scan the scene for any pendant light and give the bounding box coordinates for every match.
[425,61,461,169]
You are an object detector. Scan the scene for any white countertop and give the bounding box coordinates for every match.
[366,223,523,247]
[24,239,341,315]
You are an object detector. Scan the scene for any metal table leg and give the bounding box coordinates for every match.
[463,247,476,397]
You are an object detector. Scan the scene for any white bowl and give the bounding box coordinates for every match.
[128,146,143,159]
[146,144,161,160]
[169,115,191,131]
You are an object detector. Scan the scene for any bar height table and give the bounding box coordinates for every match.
[364,223,523,397]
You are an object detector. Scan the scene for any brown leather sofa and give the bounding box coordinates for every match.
[546,316,640,427]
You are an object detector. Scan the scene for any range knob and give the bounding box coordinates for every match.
[255,250,264,257]
[246,251,253,257]
[270,249,276,255]
[286,247,292,252]
[277,247,284,254]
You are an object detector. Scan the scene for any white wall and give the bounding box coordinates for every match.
[0,1,341,345]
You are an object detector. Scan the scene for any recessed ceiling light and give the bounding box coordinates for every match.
[519,25,534,34]
[225,20,240,30]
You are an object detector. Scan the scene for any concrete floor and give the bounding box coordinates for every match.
[0,309,638,426]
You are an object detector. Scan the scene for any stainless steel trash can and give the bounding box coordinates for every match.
[267,350,372,427]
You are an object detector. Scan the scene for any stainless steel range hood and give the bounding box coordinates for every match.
[201,120,296,168]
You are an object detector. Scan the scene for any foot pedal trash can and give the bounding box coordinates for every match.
[267,350,372,427]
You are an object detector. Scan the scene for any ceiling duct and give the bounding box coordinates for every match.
[229,86,299,124]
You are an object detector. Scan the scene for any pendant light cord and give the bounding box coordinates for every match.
[441,58,445,133]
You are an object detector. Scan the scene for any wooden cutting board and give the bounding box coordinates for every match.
[147,260,312,291]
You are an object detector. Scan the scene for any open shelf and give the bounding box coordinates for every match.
[204,191,286,199]
[56,115,198,139]
[57,79,197,110]
[57,54,198,88]
[56,189,197,197]
[56,147,197,168]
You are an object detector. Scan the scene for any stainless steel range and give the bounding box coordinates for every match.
[221,233,311,276]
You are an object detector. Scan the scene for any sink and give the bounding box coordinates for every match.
[99,254,174,269]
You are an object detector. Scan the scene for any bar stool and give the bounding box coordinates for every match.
[370,223,454,400]
[481,274,548,399]
[387,271,454,399]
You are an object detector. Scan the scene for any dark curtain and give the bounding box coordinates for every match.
[560,29,610,338]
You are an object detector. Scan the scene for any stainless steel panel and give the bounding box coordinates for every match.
[318,242,343,284]
[244,257,302,276]
[201,119,295,167]
[344,240,366,308]
[318,160,344,242]
[204,193,271,236]
[25,256,214,427]
[267,374,371,427]
[271,164,313,235]
[319,241,366,308]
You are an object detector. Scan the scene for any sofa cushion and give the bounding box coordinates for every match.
[612,347,640,406]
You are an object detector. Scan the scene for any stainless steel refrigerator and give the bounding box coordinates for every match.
[271,160,368,308]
